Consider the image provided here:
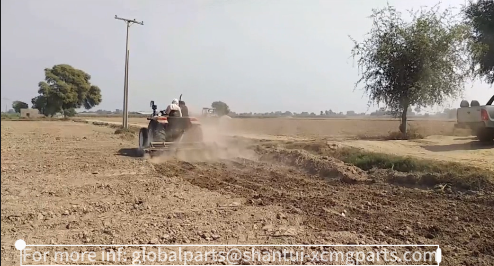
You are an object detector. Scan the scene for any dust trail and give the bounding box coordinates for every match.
[148,116,257,164]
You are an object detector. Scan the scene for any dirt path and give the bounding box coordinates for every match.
[3,121,492,265]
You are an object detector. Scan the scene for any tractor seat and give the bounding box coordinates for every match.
[167,116,188,132]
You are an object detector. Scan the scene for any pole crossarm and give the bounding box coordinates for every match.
[115,15,144,25]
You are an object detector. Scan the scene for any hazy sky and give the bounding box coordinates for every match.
[1,0,492,114]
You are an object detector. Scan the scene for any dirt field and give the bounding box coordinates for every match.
[87,117,494,170]
[94,117,457,138]
[1,120,493,265]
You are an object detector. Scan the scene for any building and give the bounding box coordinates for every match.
[20,108,43,118]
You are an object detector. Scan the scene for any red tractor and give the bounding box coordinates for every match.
[138,97,204,156]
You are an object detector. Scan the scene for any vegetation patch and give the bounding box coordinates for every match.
[70,119,141,136]
[85,121,141,134]
[257,146,371,184]
[114,127,136,140]
[0,115,69,121]
[114,127,133,134]
[357,125,425,140]
[1,113,21,120]
[275,140,494,192]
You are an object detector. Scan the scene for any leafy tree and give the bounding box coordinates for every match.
[32,95,58,117]
[464,0,494,84]
[211,101,230,116]
[63,108,77,117]
[12,101,28,113]
[31,64,102,117]
[351,4,470,134]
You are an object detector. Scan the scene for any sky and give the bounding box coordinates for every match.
[1,0,493,114]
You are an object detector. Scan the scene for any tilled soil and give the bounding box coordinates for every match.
[85,118,494,171]
[1,121,493,265]
[94,117,457,137]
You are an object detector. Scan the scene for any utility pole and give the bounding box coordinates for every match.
[115,15,144,129]
[2,98,10,113]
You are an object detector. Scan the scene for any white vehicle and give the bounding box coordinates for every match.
[202,107,218,117]
[455,95,494,142]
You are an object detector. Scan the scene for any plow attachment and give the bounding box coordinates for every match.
[139,140,226,159]
[137,124,228,159]
[146,141,207,152]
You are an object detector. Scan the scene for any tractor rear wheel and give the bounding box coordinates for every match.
[148,120,167,142]
[137,127,148,156]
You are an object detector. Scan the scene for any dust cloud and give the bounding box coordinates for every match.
[148,116,257,163]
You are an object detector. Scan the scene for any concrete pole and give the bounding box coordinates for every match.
[115,15,143,129]
[123,23,130,129]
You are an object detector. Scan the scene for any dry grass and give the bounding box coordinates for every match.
[357,125,425,140]
[263,140,494,191]
[71,119,141,139]
[114,127,136,140]
[451,127,474,136]
[0,115,65,121]
[84,120,141,133]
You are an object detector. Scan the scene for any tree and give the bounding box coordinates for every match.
[351,4,470,134]
[63,108,77,117]
[12,101,28,113]
[32,95,57,117]
[211,101,230,116]
[464,0,494,84]
[31,64,102,117]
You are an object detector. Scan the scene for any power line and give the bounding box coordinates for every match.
[115,15,144,129]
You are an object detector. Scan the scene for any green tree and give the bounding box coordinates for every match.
[63,108,77,117]
[350,4,470,134]
[464,0,494,84]
[12,101,28,113]
[32,95,57,117]
[211,101,230,116]
[31,64,102,117]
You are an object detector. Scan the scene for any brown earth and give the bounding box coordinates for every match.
[87,117,494,171]
[93,117,457,138]
[1,121,493,265]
